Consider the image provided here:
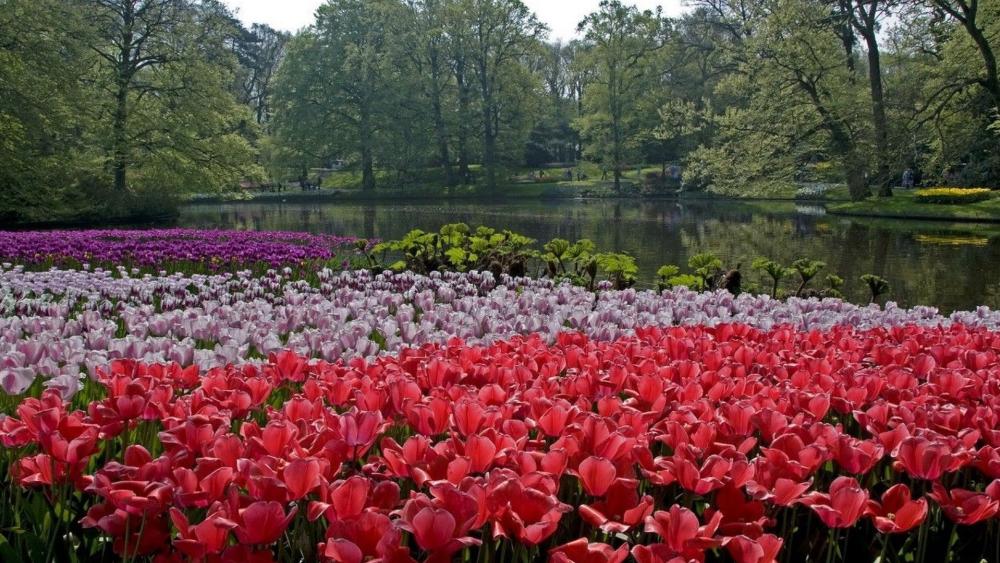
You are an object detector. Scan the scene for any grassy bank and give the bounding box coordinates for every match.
[188,179,855,205]
[187,182,627,204]
[829,191,1000,222]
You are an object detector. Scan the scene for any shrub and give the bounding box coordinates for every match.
[913,187,993,204]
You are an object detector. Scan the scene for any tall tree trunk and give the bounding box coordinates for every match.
[359,106,375,192]
[610,67,623,193]
[431,90,454,186]
[112,80,129,193]
[483,112,497,189]
[801,78,870,200]
[862,29,891,196]
[575,83,584,161]
[112,2,135,193]
[480,78,497,189]
[429,52,455,186]
[455,61,472,184]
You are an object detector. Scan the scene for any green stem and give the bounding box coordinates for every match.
[879,533,889,563]
[943,519,959,562]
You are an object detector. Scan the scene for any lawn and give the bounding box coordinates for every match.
[829,190,1000,222]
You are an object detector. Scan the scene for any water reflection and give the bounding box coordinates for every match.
[178,199,1000,312]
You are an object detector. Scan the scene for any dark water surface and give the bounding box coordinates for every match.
[178,198,1000,313]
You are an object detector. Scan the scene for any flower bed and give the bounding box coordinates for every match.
[0,228,360,271]
[7,266,997,400]
[913,188,993,205]
[3,324,1000,562]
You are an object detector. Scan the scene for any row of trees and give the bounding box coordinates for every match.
[270,0,1000,198]
[1,0,998,221]
[0,0,287,222]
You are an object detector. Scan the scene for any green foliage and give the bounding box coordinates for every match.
[655,264,680,291]
[752,258,792,298]
[656,265,681,279]
[595,252,638,289]
[544,238,598,287]
[375,223,537,277]
[824,274,845,299]
[665,274,706,291]
[0,0,261,223]
[654,263,711,291]
[791,259,826,296]
[688,252,723,285]
[861,274,891,303]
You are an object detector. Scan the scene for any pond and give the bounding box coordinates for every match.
[178,198,1000,313]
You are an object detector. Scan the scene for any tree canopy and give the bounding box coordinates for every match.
[1,0,998,221]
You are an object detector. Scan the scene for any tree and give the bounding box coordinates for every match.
[234,23,290,125]
[578,1,665,192]
[402,0,459,185]
[0,0,99,221]
[272,0,402,191]
[928,0,1000,108]
[841,0,894,195]
[455,0,546,188]
[687,0,872,200]
[84,0,258,196]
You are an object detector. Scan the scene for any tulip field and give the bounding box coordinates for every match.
[6,230,1000,562]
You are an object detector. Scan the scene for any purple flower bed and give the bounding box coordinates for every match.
[0,229,359,269]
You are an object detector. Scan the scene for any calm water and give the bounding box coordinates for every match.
[178,198,1000,313]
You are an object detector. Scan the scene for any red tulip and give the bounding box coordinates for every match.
[638,505,722,561]
[232,501,298,545]
[538,404,576,437]
[895,436,968,480]
[408,506,480,559]
[321,511,402,563]
[13,454,64,486]
[169,507,237,558]
[453,399,487,436]
[411,507,456,551]
[311,475,372,522]
[800,476,869,528]
[465,434,498,474]
[929,483,1000,525]
[550,538,629,563]
[708,485,769,537]
[282,458,321,501]
[488,471,572,545]
[865,484,927,533]
[746,471,813,507]
[579,479,654,533]
[269,349,307,382]
[578,456,616,497]
[724,534,784,563]
[832,436,883,475]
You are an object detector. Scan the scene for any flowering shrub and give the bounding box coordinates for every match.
[4,324,1000,561]
[0,229,360,271]
[913,188,993,204]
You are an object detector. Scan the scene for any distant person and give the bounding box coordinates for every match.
[945,166,959,185]
[902,168,914,189]
[564,168,573,180]
[669,164,681,179]
[600,166,608,181]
